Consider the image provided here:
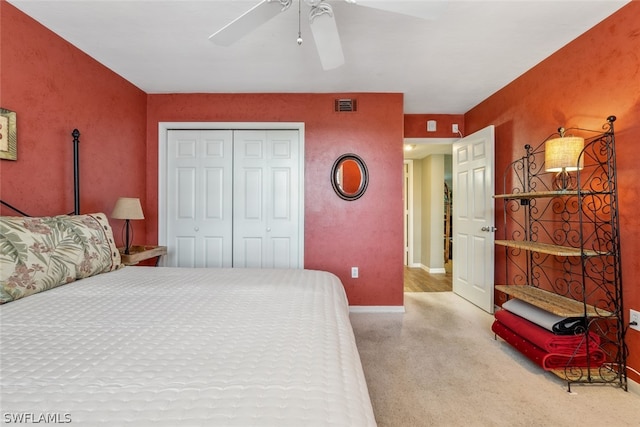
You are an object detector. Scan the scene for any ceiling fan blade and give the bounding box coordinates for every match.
[353,0,449,20]
[209,0,289,46]
[309,4,345,70]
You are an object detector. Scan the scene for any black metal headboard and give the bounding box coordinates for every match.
[0,129,81,216]
[72,129,80,216]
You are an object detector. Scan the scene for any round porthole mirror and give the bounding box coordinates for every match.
[331,153,369,201]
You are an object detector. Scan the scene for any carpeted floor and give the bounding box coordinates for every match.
[350,292,640,427]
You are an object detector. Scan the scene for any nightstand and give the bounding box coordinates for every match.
[119,245,167,266]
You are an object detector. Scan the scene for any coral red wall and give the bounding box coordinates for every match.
[0,1,404,307]
[404,114,465,138]
[0,2,147,245]
[146,93,405,306]
[465,2,640,383]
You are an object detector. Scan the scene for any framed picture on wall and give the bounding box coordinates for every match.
[0,108,17,161]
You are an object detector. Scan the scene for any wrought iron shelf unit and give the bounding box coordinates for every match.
[494,116,626,391]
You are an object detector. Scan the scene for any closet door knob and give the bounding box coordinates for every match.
[194,226,200,232]
[266,227,272,232]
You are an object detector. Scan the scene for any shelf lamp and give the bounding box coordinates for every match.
[544,130,584,190]
[111,197,144,255]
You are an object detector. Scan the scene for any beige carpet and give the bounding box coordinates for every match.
[350,292,640,427]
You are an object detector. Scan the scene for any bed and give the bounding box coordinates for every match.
[0,213,376,426]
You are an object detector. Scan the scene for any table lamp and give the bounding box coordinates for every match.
[111,197,144,254]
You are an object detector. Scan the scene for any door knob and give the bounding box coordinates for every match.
[481,226,497,232]
[266,227,272,232]
[194,226,200,232]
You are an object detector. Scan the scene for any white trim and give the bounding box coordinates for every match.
[403,137,456,158]
[403,160,414,266]
[349,306,406,313]
[404,137,457,144]
[418,264,446,274]
[158,122,305,268]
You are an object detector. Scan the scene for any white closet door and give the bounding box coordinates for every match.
[233,130,300,268]
[166,130,233,267]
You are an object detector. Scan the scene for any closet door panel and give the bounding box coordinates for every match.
[167,130,233,268]
[233,131,267,267]
[233,130,299,268]
[271,237,292,269]
[241,168,263,220]
[265,132,299,268]
[272,168,291,220]
[237,237,263,269]
[176,168,196,219]
[204,236,225,268]
[204,167,225,219]
[176,237,196,268]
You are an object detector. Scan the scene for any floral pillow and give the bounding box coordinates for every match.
[0,213,121,304]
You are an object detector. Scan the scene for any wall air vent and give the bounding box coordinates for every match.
[335,98,357,112]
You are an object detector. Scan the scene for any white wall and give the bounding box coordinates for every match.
[410,160,422,266]
[420,154,445,272]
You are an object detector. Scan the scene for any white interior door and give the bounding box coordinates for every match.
[233,130,300,268]
[452,125,495,313]
[166,130,233,267]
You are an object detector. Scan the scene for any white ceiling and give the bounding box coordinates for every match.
[8,0,629,116]
[403,138,455,159]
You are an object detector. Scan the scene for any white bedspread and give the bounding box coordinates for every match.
[0,267,376,426]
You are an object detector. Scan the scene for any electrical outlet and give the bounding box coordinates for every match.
[351,267,359,279]
[452,124,459,133]
[630,309,640,332]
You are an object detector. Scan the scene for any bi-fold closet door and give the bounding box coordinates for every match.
[166,129,300,268]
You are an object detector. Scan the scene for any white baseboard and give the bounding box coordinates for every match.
[407,263,446,274]
[349,306,406,313]
[418,264,446,274]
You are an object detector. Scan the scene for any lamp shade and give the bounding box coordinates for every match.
[545,136,584,172]
[111,197,145,220]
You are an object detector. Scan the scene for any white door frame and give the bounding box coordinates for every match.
[158,122,305,268]
[404,138,456,272]
[403,160,414,267]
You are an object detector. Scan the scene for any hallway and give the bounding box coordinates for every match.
[403,265,452,292]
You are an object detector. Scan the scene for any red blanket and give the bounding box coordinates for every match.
[494,309,599,355]
[491,320,606,370]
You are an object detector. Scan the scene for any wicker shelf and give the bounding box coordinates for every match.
[495,285,612,317]
[494,240,601,257]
